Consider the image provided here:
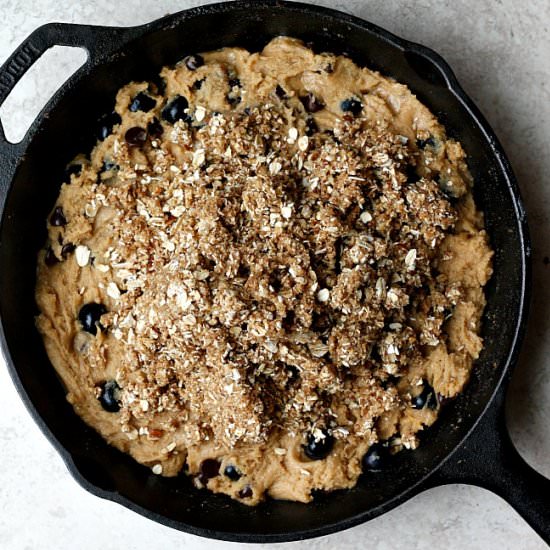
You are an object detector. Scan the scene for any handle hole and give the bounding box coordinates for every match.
[0,45,87,143]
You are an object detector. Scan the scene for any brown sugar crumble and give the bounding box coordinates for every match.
[35,37,493,505]
[103,109,459,445]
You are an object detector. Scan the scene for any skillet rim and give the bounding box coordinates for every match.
[0,0,531,542]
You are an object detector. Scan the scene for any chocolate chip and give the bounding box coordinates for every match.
[340,97,363,115]
[129,91,156,113]
[304,429,334,460]
[50,206,67,227]
[305,116,318,136]
[300,92,325,113]
[192,78,205,90]
[311,311,331,333]
[238,485,253,499]
[65,163,82,181]
[237,263,250,279]
[200,458,221,480]
[147,117,164,138]
[224,464,242,481]
[380,374,400,390]
[98,380,121,412]
[226,94,241,107]
[148,76,166,96]
[268,271,283,292]
[44,247,59,266]
[61,242,76,259]
[285,364,300,384]
[275,84,287,99]
[184,54,205,71]
[406,164,420,184]
[125,126,147,146]
[282,310,295,331]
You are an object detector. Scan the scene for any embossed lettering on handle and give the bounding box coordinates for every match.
[0,41,41,103]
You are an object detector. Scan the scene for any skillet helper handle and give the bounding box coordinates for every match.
[0,22,135,207]
[431,394,550,544]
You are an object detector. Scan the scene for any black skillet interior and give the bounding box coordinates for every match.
[0,0,530,542]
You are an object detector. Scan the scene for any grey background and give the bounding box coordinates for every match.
[0,1,548,549]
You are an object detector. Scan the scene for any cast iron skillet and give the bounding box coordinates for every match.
[0,0,547,543]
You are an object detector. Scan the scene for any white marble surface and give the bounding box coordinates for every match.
[0,1,548,549]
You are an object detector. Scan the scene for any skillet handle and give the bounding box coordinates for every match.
[428,394,550,544]
[0,22,138,206]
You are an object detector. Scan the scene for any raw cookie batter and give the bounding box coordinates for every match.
[35,37,493,505]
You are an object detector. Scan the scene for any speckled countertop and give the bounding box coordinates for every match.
[0,1,548,549]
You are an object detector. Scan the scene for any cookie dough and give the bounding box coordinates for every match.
[35,37,492,505]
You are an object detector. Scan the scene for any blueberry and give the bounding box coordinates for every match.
[362,442,389,472]
[97,112,121,141]
[98,380,121,412]
[228,78,241,89]
[184,54,204,71]
[416,136,436,149]
[300,92,325,113]
[61,242,75,259]
[304,430,334,460]
[224,464,242,481]
[44,247,59,266]
[161,95,190,124]
[238,485,253,499]
[50,206,67,227]
[125,126,147,146]
[129,92,156,113]
[341,97,363,115]
[412,381,438,410]
[147,117,164,138]
[78,303,107,335]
